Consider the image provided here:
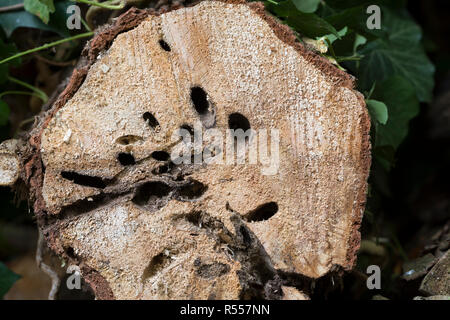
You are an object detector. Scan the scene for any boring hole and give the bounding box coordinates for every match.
[66,246,77,259]
[185,211,202,226]
[228,112,251,132]
[142,252,172,280]
[61,171,107,189]
[178,124,197,144]
[151,151,170,161]
[180,124,194,136]
[152,164,169,175]
[159,39,171,52]
[132,181,171,206]
[115,135,142,145]
[244,202,278,222]
[190,86,209,115]
[117,152,135,166]
[143,112,159,128]
[177,180,208,200]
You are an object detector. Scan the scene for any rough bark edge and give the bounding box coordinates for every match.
[345,92,370,270]
[23,0,371,297]
[81,265,115,300]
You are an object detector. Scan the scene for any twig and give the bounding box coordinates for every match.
[18,116,36,130]
[8,76,48,102]
[36,230,61,300]
[0,32,94,66]
[0,3,24,13]
[0,91,38,99]
[73,0,125,10]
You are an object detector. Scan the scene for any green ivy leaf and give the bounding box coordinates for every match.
[325,0,408,11]
[24,0,55,24]
[373,76,420,149]
[366,99,388,125]
[325,6,370,36]
[268,1,339,38]
[0,1,71,38]
[358,8,435,102]
[321,26,348,45]
[353,33,367,53]
[0,262,20,298]
[292,0,320,13]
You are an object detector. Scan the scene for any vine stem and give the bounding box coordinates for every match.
[0,32,94,66]
[73,0,125,10]
[0,91,40,100]
[0,3,24,13]
[36,230,61,300]
[8,76,49,102]
[336,55,363,62]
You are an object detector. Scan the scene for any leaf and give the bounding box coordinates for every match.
[0,262,20,298]
[0,1,72,38]
[24,0,55,24]
[366,99,388,125]
[268,1,339,38]
[325,0,407,10]
[325,5,371,36]
[323,0,372,9]
[373,76,420,149]
[292,0,320,13]
[358,8,435,102]
[321,26,348,45]
[353,33,367,53]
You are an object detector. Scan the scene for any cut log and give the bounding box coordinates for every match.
[8,0,370,299]
[0,139,21,186]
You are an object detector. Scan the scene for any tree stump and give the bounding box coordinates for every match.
[2,0,370,299]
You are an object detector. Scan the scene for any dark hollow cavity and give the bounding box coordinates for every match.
[117,152,136,166]
[116,135,142,145]
[132,181,171,206]
[61,171,107,189]
[228,112,251,132]
[151,151,170,161]
[143,112,159,128]
[142,252,172,280]
[244,202,279,222]
[176,180,208,200]
[180,124,194,136]
[190,86,209,114]
[159,39,171,52]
